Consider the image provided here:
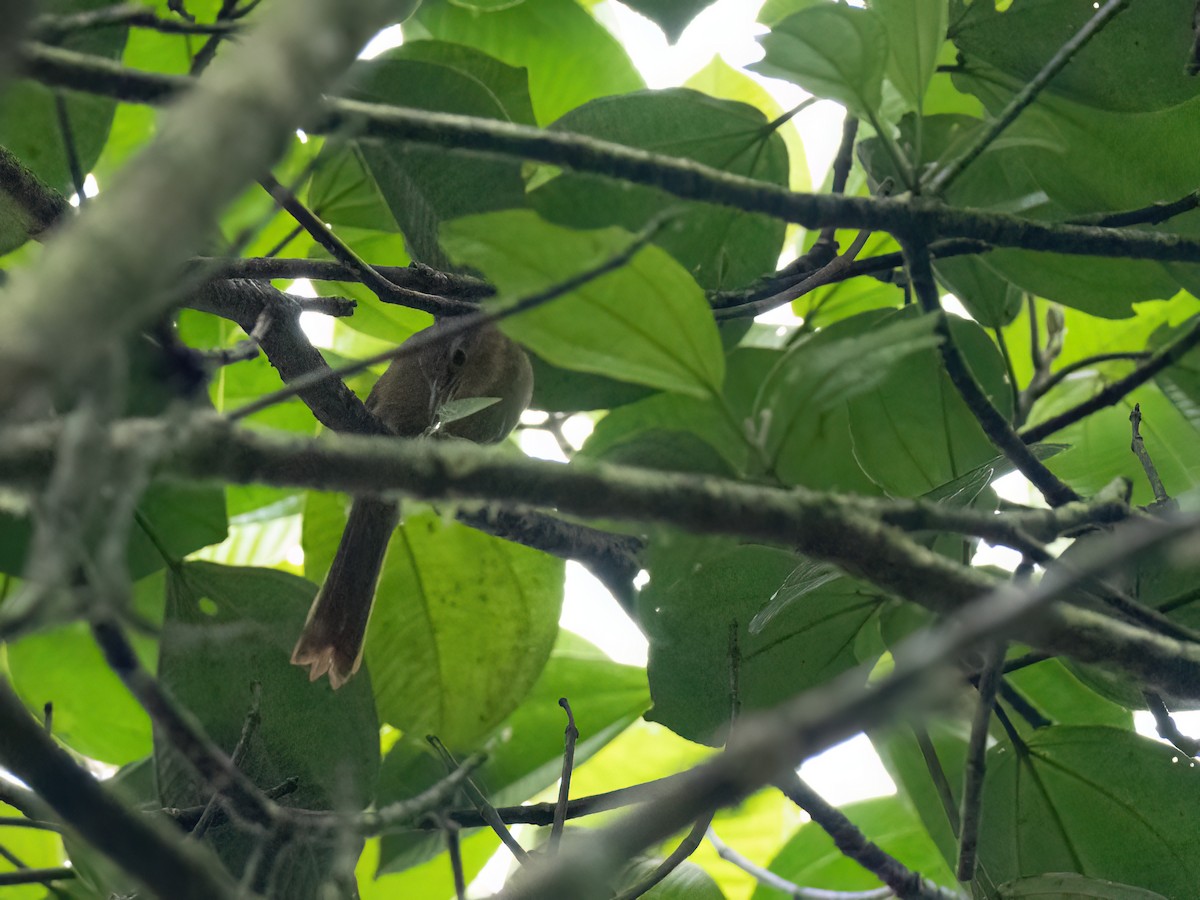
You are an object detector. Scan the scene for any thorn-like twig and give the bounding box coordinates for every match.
[1130,404,1171,506]
[427,735,530,865]
[549,698,579,853]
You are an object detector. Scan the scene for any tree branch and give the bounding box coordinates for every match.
[3,417,1200,699]
[20,43,1200,267]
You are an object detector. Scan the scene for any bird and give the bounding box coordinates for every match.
[291,320,534,689]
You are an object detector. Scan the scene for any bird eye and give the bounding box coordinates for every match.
[451,347,468,367]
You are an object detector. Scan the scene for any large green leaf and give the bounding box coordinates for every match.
[303,495,564,747]
[158,562,381,900]
[846,309,1012,496]
[530,89,789,291]
[873,0,949,113]
[375,631,648,874]
[406,0,644,124]
[751,4,889,119]
[638,533,883,745]
[975,726,1200,898]
[579,347,779,479]
[442,211,726,398]
[951,0,1200,114]
[754,311,942,487]
[751,794,956,898]
[314,44,531,267]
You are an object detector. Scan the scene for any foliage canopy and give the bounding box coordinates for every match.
[4,1,1200,899]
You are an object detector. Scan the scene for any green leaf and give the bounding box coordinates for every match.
[579,347,778,478]
[639,533,882,745]
[975,726,1200,898]
[158,562,381,899]
[846,309,1013,497]
[951,0,1200,114]
[6,571,162,765]
[934,254,1024,328]
[751,5,889,119]
[755,311,943,475]
[407,0,644,124]
[527,349,656,413]
[751,794,956,897]
[1004,658,1132,731]
[376,631,648,873]
[873,0,949,112]
[317,45,530,267]
[442,211,726,398]
[303,495,564,747]
[530,89,789,291]
[685,55,811,193]
[618,0,718,43]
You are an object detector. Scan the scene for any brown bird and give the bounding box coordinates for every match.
[291,320,534,688]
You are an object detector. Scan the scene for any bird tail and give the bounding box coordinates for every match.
[291,496,399,689]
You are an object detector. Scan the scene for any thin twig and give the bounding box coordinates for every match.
[957,641,1005,882]
[714,228,872,320]
[26,42,1200,267]
[926,0,1131,194]
[446,823,467,900]
[612,812,715,900]
[915,726,960,837]
[549,698,579,853]
[900,235,1079,506]
[1068,189,1200,229]
[1130,404,1171,505]
[1025,351,1150,411]
[258,173,453,312]
[427,736,531,865]
[997,680,1052,731]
